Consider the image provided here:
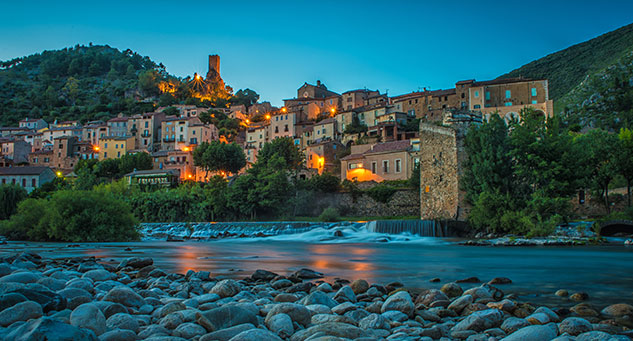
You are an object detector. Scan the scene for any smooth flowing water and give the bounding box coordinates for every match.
[2,236,632,308]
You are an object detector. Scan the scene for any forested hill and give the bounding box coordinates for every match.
[0,45,163,126]
[499,23,633,102]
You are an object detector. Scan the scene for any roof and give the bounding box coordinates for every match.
[107,117,129,122]
[472,77,546,87]
[340,153,365,161]
[152,150,169,157]
[430,88,456,97]
[365,140,411,154]
[101,135,133,141]
[342,89,378,94]
[0,166,54,176]
[456,79,476,85]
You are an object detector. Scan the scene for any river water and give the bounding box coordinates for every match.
[2,236,632,308]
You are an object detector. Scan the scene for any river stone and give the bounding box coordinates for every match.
[251,269,278,281]
[448,294,473,313]
[381,291,414,316]
[526,312,551,325]
[70,303,106,335]
[201,305,258,331]
[350,279,369,294]
[558,317,593,336]
[381,310,408,322]
[0,300,43,326]
[0,292,28,311]
[333,285,356,303]
[99,328,137,341]
[306,304,332,315]
[139,324,172,338]
[82,269,115,282]
[418,289,449,306]
[37,277,67,291]
[3,316,97,341]
[601,303,633,318]
[487,299,516,313]
[210,279,240,298]
[103,302,127,318]
[103,286,145,307]
[555,289,569,297]
[199,323,255,341]
[274,293,298,302]
[266,303,311,327]
[289,321,367,341]
[271,279,293,289]
[462,286,492,300]
[107,312,140,333]
[535,306,560,322]
[344,308,369,321]
[571,303,600,317]
[117,257,153,269]
[160,311,185,330]
[441,283,463,297]
[293,268,324,279]
[0,272,40,284]
[453,309,503,332]
[230,328,283,341]
[488,277,512,285]
[501,323,558,341]
[157,301,186,318]
[576,330,631,341]
[331,302,357,315]
[570,292,589,301]
[286,282,313,294]
[173,322,207,339]
[359,313,389,330]
[267,313,294,338]
[316,282,333,293]
[299,290,337,308]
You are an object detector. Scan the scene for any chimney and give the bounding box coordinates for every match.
[316,80,321,86]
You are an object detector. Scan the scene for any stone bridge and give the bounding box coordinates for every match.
[600,220,633,236]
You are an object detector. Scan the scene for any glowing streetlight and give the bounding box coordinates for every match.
[245,119,250,124]
[265,114,271,120]
[182,146,190,152]
[93,145,100,152]
[195,74,201,80]
[330,107,336,115]
[56,171,62,177]
[281,107,287,113]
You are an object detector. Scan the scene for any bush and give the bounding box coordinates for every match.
[319,207,340,222]
[366,184,397,203]
[308,173,340,193]
[0,184,28,220]
[2,190,139,242]
[526,214,561,238]
[341,180,363,202]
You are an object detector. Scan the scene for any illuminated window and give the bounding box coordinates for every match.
[531,88,537,96]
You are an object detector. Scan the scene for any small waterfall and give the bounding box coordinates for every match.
[368,220,450,237]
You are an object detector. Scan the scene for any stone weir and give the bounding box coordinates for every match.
[140,220,457,241]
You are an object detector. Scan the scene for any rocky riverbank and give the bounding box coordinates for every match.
[0,252,631,341]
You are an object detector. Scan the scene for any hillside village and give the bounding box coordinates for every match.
[0,53,555,193]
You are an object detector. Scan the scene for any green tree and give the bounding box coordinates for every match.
[578,129,619,213]
[0,185,28,220]
[193,141,246,177]
[119,152,153,175]
[232,89,260,109]
[255,137,303,173]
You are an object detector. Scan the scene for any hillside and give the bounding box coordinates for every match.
[499,23,633,102]
[0,45,165,126]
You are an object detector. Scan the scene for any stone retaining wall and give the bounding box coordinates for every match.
[296,189,420,218]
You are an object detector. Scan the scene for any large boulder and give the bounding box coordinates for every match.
[265,303,311,327]
[600,303,633,318]
[333,285,356,303]
[0,272,40,284]
[266,313,294,338]
[0,300,43,327]
[117,257,153,269]
[229,328,283,341]
[199,323,255,341]
[3,316,97,340]
[292,268,323,279]
[81,269,115,282]
[106,312,140,333]
[452,309,504,332]
[103,286,145,308]
[70,303,106,336]
[381,291,414,316]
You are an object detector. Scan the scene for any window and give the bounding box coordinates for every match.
[371,162,377,174]
[284,125,289,132]
[22,179,26,187]
[474,91,479,97]
[474,104,481,109]
[395,159,402,173]
[105,143,108,148]
[1,179,4,184]
[145,121,149,128]
[104,152,107,158]
[505,102,513,106]
[180,127,183,132]
[532,100,538,104]
[461,93,465,98]
[485,91,490,100]
[531,88,537,96]
[505,90,511,99]
[117,152,121,157]
[382,160,389,173]
[275,127,279,133]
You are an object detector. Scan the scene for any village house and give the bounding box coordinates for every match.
[312,118,339,143]
[107,116,129,137]
[1,139,31,165]
[82,121,109,146]
[270,112,296,140]
[340,139,420,182]
[305,140,343,175]
[0,166,56,193]
[99,135,135,159]
[19,118,47,131]
[284,81,341,121]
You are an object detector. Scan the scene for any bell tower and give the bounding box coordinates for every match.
[207,55,220,79]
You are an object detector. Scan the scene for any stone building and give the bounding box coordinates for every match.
[419,111,481,220]
[305,140,343,175]
[340,139,420,182]
[0,166,56,193]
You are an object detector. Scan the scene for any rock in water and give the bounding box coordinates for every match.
[381,291,414,316]
[350,279,369,294]
[266,313,294,338]
[601,303,633,318]
[70,303,106,336]
[117,257,153,269]
[0,300,43,327]
[251,269,278,281]
[441,282,463,297]
[292,268,324,279]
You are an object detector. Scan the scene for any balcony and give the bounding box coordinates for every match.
[163,137,175,142]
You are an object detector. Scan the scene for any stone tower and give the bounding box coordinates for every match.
[207,55,220,79]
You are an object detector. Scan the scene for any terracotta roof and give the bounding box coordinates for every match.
[472,77,546,87]
[340,153,365,161]
[315,118,336,125]
[456,79,476,85]
[430,89,456,96]
[107,117,129,122]
[0,166,54,175]
[365,140,411,154]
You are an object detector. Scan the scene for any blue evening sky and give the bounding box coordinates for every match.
[1,1,632,106]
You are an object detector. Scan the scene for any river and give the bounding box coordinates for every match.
[2,236,632,308]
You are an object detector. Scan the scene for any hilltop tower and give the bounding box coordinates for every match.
[207,55,220,79]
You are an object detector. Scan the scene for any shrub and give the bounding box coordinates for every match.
[526,214,561,238]
[308,173,340,193]
[2,190,139,242]
[499,211,535,235]
[319,207,340,222]
[366,184,397,203]
[341,180,363,202]
[0,184,28,220]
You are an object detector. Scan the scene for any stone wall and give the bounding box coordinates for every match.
[296,189,420,218]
